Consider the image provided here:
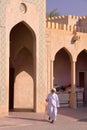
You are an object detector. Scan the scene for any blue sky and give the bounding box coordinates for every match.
[46,0,87,16]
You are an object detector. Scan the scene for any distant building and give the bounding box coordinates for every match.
[0,0,87,116]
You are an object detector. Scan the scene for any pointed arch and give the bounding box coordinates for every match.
[10,20,36,38]
[76,49,87,106]
[10,21,36,58]
[76,49,87,61]
[54,47,73,62]
[9,21,36,112]
[15,47,33,76]
[53,47,71,86]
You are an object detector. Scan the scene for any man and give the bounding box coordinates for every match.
[46,88,60,123]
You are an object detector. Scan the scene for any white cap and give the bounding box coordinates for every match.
[51,88,56,92]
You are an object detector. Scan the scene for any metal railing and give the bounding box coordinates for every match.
[57,91,70,107]
[57,89,84,107]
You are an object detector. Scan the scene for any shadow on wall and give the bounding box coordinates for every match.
[71,31,80,44]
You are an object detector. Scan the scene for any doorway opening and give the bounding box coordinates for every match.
[9,21,36,112]
[76,50,87,106]
[54,48,71,87]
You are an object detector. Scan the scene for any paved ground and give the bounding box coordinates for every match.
[0,107,87,130]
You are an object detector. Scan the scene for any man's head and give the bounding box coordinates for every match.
[51,88,56,93]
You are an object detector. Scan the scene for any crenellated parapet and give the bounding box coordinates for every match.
[46,21,87,33]
[47,15,79,24]
[79,16,87,20]
[47,15,87,22]
[47,15,69,25]
[46,15,87,33]
[77,16,87,28]
[47,15,68,20]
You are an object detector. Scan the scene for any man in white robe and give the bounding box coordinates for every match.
[46,88,60,123]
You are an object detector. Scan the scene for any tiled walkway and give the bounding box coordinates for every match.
[0,107,87,130]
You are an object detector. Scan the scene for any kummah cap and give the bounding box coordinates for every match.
[51,88,56,92]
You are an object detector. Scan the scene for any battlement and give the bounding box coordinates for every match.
[47,15,68,25]
[47,15,87,26]
[46,21,87,33]
[47,15,87,22]
[47,15,68,20]
[46,15,87,33]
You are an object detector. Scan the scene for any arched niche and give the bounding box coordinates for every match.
[76,50,87,106]
[53,48,71,87]
[9,21,36,111]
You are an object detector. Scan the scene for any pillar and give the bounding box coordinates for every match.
[50,60,54,89]
[70,60,77,108]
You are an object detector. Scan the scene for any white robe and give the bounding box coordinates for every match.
[46,93,60,120]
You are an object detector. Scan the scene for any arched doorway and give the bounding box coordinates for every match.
[9,21,36,112]
[54,48,71,88]
[76,50,87,106]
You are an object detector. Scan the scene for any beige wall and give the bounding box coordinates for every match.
[46,25,87,107]
[0,0,46,116]
[46,28,87,59]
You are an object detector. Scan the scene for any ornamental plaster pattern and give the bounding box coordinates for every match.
[0,2,6,26]
[0,0,45,106]
[0,0,9,104]
[0,27,6,105]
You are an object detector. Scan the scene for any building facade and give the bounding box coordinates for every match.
[46,16,87,108]
[0,0,46,116]
[0,0,87,116]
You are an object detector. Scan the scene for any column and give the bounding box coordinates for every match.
[46,45,50,93]
[70,60,77,108]
[50,60,54,89]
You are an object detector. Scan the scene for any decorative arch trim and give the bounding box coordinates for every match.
[54,47,73,62]
[76,49,87,61]
[10,21,36,59]
[10,21,36,40]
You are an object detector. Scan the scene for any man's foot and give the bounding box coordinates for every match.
[50,120,54,123]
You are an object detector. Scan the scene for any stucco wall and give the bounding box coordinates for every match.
[0,0,46,115]
[46,28,87,60]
